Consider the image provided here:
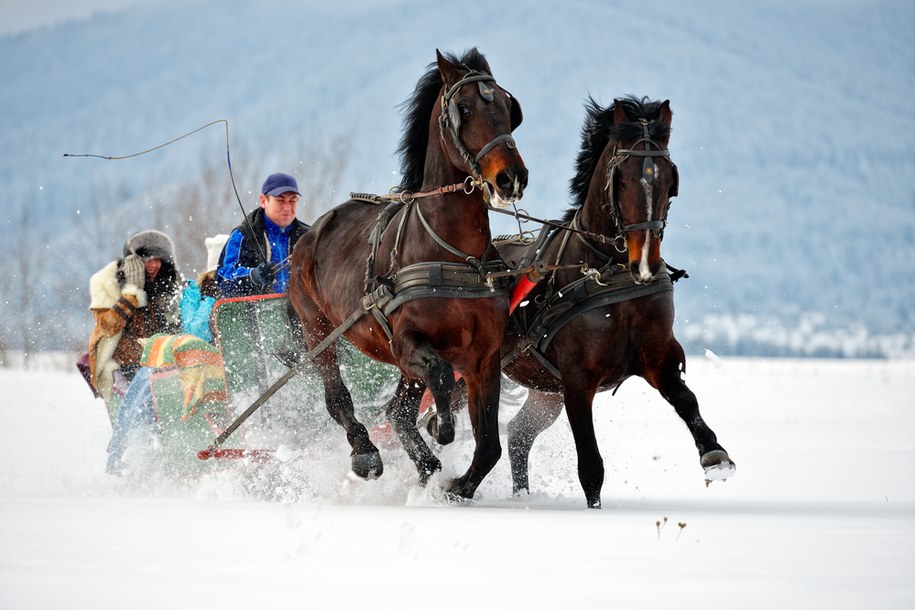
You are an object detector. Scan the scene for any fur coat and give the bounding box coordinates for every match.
[87,259,180,400]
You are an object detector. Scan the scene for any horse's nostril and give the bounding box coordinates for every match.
[496,168,527,193]
[496,170,514,191]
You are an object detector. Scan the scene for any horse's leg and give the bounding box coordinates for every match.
[419,376,466,438]
[443,356,503,499]
[291,298,381,478]
[506,388,564,497]
[393,331,456,446]
[560,377,604,508]
[648,345,736,483]
[311,340,383,479]
[384,375,442,485]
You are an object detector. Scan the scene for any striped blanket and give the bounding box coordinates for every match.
[140,333,227,420]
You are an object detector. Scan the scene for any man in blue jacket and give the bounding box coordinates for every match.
[216,172,311,297]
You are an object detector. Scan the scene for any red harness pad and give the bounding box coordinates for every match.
[509,275,538,314]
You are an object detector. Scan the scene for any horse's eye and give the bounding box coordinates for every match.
[459,104,471,117]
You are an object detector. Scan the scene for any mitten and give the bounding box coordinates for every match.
[122,254,146,290]
[250,262,276,287]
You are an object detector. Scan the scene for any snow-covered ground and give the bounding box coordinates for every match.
[1,357,913,608]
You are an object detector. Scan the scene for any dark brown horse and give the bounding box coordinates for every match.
[496,96,735,508]
[289,49,526,499]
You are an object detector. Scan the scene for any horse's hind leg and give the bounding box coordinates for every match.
[649,347,736,484]
[507,388,564,498]
[385,375,441,485]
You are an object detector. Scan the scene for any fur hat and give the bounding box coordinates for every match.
[205,234,230,273]
[123,230,175,264]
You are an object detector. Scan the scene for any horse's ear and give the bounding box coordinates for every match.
[612,100,628,124]
[509,92,523,131]
[436,49,461,87]
[659,100,673,126]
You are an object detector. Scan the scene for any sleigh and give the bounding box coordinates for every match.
[140,294,400,474]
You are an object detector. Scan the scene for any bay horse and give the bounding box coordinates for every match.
[496,96,735,508]
[288,49,527,499]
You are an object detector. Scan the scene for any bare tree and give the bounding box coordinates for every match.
[8,203,52,367]
[5,134,355,365]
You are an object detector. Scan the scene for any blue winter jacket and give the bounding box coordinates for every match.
[216,208,310,297]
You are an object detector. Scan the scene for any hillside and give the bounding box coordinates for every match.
[1,0,913,357]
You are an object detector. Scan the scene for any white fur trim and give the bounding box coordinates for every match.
[89,261,121,309]
[96,349,120,401]
[120,284,147,308]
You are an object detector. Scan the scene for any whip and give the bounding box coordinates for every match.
[64,119,270,265]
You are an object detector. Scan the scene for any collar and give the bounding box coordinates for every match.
[263,214,291,235]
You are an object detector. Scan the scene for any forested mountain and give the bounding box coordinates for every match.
[1,0,912,358]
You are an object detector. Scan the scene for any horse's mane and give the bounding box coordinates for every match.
[564,95,671,222]
[397,48,492,192]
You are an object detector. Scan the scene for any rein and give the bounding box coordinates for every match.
[487,204,618,247]
[487,120,677,256]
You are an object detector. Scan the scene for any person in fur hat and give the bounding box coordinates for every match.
[87,229,183,405]
[105,234,227,474]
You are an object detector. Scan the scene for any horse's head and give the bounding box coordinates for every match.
[435,50,528,207]
[603,98,678,284]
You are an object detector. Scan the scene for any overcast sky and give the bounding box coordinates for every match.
[0,0,147,35]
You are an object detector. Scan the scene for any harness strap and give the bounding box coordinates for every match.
[474,134,516,163]
[380,260,508,316]
[499,338,563,379]
[572,212,616,261]
[502,269,674,380]
[414,204,481,266]
[365,200,405,291]
[361,286,396,345]
[537,273,673,353]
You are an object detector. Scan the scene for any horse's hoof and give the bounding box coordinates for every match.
[511,486,529,498]
[423,411,455,446]
[435,420,455,445]
[417,457,442,487]
[440,477,475,503]
[351,451,383,480]
[701,450,736,485]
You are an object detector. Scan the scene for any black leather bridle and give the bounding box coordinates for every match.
[603,118,679,249]
[437,70,518,181]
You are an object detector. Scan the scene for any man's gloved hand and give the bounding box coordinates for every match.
[250,261,276,288]
[122,254,146,290]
